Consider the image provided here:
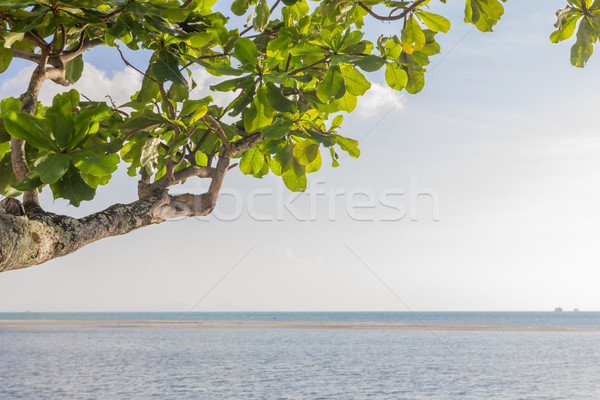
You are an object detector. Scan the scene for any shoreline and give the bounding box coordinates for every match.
[1,319,599,331]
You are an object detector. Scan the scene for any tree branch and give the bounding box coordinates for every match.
[0,195,164,272]
[204,115,231,154]
[13,56,59,206]
[11,49,42,63]
[230,133,264,156]
[60,38,104,63]
[288,55,331,75]
[357,0,427,21]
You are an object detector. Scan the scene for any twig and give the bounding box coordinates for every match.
[122,122,165,142]
[203,115,231,153]
[101,0,132,20]
[357,0,427,21]
[288,55,331,75]
[116,47,157,82]
[158,83,177,121]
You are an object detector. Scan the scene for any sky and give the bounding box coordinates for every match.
[2,0,600,312]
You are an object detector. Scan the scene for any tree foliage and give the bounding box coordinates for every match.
[0,0,509,206]
[0,0,592,207]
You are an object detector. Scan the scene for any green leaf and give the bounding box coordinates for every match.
[550,15,580,43]
[243,86,275,132]
[72,103,112,150]
[316,66,346,103]
[282,168,306,192]
[293,140,319,165]
[12,10,48,33]
[0,141,8,160]
[152,49,187,86]
[81,173,111,189]
[0,153,19,197]
[342,67,371,96]
[234,37,258,66]
[161,7,188,23]
[210,76,254,92]
[0,97,21,118]
[330,114,344,132]
[167,83,189,103]
[271,143,306,190]
[267,35,291,62]
[12,176,42,192]
[2,32,25,49]
[329,92,357,113]
[417,11,451,33]
[269,144,294,176]
[64,55,84,84]
[46,91,78,150]
[402,15,426,54]
[406,67,425,94]
[34,153,70,184]
[240,146,265,175]
[137,70,160,104]
[253,0,270,32]
[336,135,360,158]
[305,150,321,173]
[385,63,408,91]
[571,16,596,67]
[465,0,505,33]
[50,165,95,207]
[4,111,59,152]
[232,0,253,16]
[265,82,296,113]
[71,152,119,177]
[0,46,13,74]
[262,118,293,139]
[330,147,340,168]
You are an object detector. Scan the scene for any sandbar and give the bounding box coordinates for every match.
[1,319,599,332]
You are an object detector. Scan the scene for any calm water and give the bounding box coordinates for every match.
[2,312,600,399]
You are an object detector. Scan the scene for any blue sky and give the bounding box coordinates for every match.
[2,1,600,312]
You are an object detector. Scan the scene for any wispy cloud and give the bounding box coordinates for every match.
[356,83,404,120]
[0,63,142,106]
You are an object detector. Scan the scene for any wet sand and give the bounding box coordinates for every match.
[1,319,600,331]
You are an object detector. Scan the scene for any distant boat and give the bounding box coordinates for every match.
[574,308,580,312]
[554,307,563,312]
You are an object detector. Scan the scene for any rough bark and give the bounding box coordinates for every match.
[0,191,222,273]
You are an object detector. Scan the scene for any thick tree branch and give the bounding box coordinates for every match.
[138,165,216,198]
[24,31,48,49]
[0,170,237,272]
[13,61,48,206]
[60,38,104,63]
[11,48,42,63]
[143,156,231,222]
[0,196,161,272]
[231,133,265,156]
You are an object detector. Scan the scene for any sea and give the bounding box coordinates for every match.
[1,312,600,399]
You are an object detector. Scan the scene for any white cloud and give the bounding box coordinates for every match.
[189,67,239,107]
[0,63,141,106]
[355,82,404,119]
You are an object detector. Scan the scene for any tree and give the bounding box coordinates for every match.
[0,0,594,273]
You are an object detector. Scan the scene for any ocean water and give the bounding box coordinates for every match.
[1,312,600,399]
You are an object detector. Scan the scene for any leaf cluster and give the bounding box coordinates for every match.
[0,0,507,204]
